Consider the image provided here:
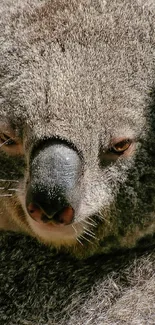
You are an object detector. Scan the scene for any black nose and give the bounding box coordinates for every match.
[26,141,82,225]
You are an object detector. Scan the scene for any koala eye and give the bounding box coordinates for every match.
[109,139,132,154]
[0,131,23,155]
[0,133,16,146]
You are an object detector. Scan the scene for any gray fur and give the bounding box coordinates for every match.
[0,0,155,323]
[0,232,155,325]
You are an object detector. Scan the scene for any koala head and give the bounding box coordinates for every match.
[0,0,155,257]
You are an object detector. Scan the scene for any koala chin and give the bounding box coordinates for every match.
[0,0,155,258]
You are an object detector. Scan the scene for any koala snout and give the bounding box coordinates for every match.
[26,141,82,225]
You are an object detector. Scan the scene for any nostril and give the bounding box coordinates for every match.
[53,206,74,225]
[27,202,74,226]
[27,203,43,222]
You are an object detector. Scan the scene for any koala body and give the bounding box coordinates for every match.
[0,0,155,258]
[0,232,155,325]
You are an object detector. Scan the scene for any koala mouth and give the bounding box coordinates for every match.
[27,203,75,227]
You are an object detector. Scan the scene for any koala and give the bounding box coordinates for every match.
[0,0,155,258]
[0,0,155,324]
[0,0,155,257]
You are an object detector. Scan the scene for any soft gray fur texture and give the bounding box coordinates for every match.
[0,0,155,324]
[0,231,155,325]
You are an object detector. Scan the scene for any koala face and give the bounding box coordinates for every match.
[0,0,155,257]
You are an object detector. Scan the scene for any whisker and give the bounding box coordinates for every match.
[7,188,21,191]
[72,223,83,246]
[0,194,13,197]
[76,237,83,246]
[72,221,85,246]
[83,226,96,237]
[87,216,98,226]
[83,220,94,234]
[72,224,78,234]
[0,179,19,182]
[83,230,96,239]
[83,225,95,234]
[96,211,110,224]
[0,187,24,193]
[78,234,93,244]
[83,219,97,228]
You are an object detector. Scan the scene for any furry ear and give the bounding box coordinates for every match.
[0,231,155,325]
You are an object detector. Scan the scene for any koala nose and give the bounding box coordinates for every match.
[27,201,75,225]
[26,186,75,225]
[26,141,82,225]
